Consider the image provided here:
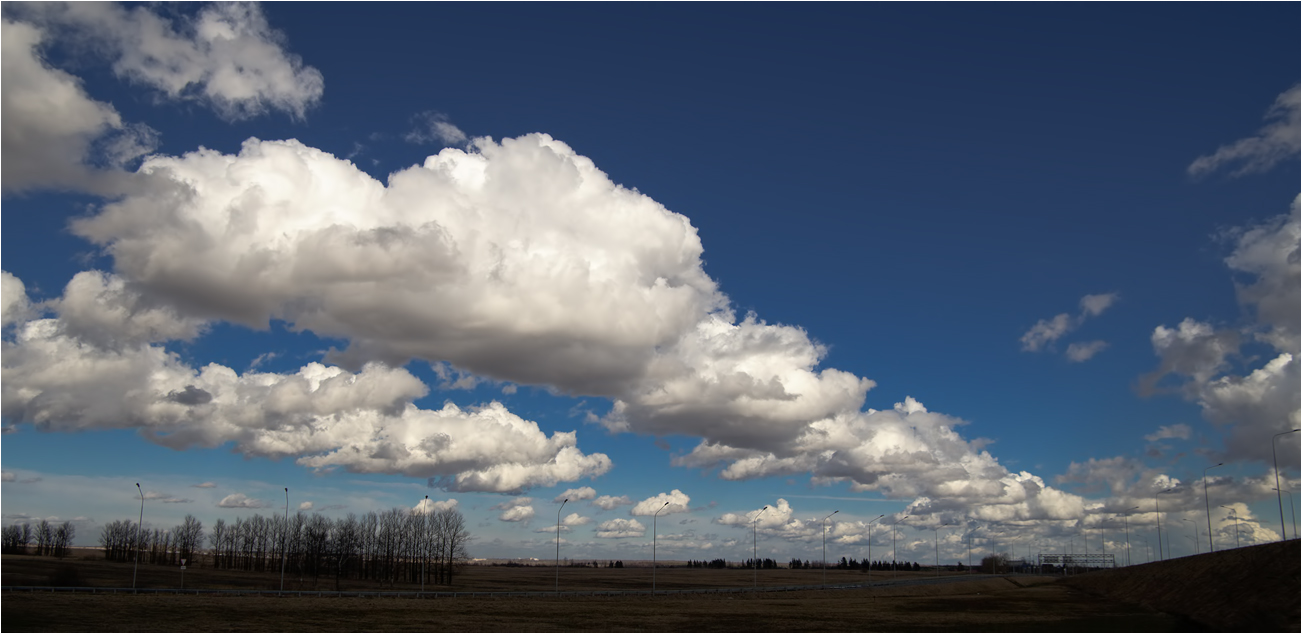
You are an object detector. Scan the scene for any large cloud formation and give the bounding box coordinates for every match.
[1142,198,1300,469]
[1,4,1085,514]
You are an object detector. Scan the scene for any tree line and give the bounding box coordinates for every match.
[2,520,76,557]
[5,507,471,589]
[787,556,923,571]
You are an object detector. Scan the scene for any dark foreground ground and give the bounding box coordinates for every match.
[2,576,1194,632]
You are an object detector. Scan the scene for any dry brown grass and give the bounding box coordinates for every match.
[1,555,1195,632]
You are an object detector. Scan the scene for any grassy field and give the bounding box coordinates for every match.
[1,554,1195,632]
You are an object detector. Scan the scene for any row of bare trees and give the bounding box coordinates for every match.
[79,507,470,588]
[206,508,470,587]
[2,520,76,557]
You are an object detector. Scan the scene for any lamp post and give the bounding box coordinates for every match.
[1273,429,1300,541]
[821,510,838,588]
[555,498,567,593]
[421,495,428,594]
[1181,518,1199,555]
[865,514,884,584]
[752,506,768,589]
[133,483,143,592]
[1155,488,1175,561]
[1276,486,1299,539]
[280,488,288,592]
[933,522,952,578]
[653,501,669,594]
[1220,506,1240,549]
[1203,463,1223,552]
[891,515,909,578]
[1121,506,1139,566]
[1137,535,1150,564]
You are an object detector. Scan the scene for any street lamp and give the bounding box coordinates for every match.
[1121,506,1139,566]
[821,510,838,588]
[752,506,768,588]
[1221,506,1240,549]
[653,501,669,594]
[280,488,288,592]
[133,483,143,592]
[1154,488,1175,561]
[1276,486,1298,540]
[1273,429,1300,541]
[421,495,428,594]
[555,498,567,593]
[1181,518,1199,555]
[933,522,952,578]
[891,515,909,578]
[1202,463,1224,552]
[865,514,884,584]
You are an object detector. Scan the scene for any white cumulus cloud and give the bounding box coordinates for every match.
[631,489,691,516]
[555,487,596,503]
[595,518,645,539]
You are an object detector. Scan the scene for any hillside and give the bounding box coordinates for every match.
[1062,539,1299,632]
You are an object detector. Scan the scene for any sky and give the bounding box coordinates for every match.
[1,3,1299,567]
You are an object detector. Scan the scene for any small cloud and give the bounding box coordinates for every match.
[162,498,192,504]
[1,471,14,482]
[592,495,632,510]
[298,501,314,511]
[554,487,596,503]
[1144,423,1193,442]
[492,497,534,522]
[501,384,517,395]
[141,491,170,500]
[1065,340,1109,362]
[595,518,645,539]
[217,493,270,509]
[1020,313,1074,352]
[249,352,279,369]
[1022,293,1119,356]
[1189,84,1300,178]
[631,489,691,516]
[192,482,217,488]
[413,498,458,515]
[1079,293,1119,317]
[405,111,468,146]
[18,477,43,484]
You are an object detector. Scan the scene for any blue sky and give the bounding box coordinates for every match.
[2,3,1298,565]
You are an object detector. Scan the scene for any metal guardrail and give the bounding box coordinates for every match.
[2,573,1002,599]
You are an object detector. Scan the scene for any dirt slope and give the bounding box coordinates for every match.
[1063,539,1299,632]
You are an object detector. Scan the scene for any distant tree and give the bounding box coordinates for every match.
[53,521,75,558]
[34,520,53,556]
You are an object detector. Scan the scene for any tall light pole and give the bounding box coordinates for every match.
[1155,487,1175,561]
[933,522,952,578]
[653,501,669,594]
[555,498,567,593]
[1121,506,1138,566]
[421,495,428,593]
[865,514,884,584]
[752,506,768,589]
[1276,486,1299,539]
[133,483,143,592]
[821,510,838,588]
[1181,518,1199,555]
[891,515,908,578]
[1273,429,1300,541]
[1203,463,1223,552]
[280,488,288,592]
[1220,506,1240,549]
